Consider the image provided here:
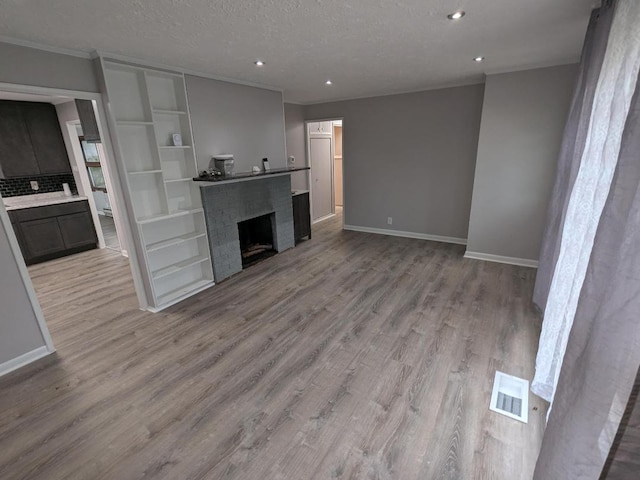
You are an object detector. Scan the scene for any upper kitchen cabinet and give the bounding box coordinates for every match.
[21,102,72,175]
[0,101,39,178]
[0,100,72,178]
[75,99,101,143]
[308,121,333,137]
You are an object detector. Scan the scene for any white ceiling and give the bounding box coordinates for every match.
[0,0,595,104]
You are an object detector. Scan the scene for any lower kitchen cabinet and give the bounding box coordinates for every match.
[57,212,97,249]
[20,218,67,258]
[292,191,311,244]
[9,200,97,265]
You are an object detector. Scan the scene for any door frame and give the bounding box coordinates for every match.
[66,121,127,256]
[0,204,55,365]
[305,117,345,228]
[0,81,148,313]
[62,121,106,249]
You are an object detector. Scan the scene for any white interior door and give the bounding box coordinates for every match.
[310,136,333,220]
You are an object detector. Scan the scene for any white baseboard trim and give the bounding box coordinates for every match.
[464,251,538,268]
[146,281,215,313]
[312,213,336,225]
[343,224,467,245]
[0,345,53,378]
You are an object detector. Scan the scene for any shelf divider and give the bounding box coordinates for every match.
[146,232,206,253]
[153,109,187,115]
[152,255,209,280]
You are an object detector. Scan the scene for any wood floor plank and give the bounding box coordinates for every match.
[0,211,546,479]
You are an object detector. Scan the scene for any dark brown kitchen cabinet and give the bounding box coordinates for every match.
[57,212,96,249]
[19,217,67,258]
[292,191,311,244]
[21,102,72,175]
[0,101,39,178]
[75,99,101,143]
[0,100,72,178]
[11,200,97,265]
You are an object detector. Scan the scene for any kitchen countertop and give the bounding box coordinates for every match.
[3,192,88,211]
[291,190,309,196]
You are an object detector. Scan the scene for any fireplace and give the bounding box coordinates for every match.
[200,175,295,282]
[238,213,277,268]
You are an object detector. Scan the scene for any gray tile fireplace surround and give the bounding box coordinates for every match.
[199,175,295,282]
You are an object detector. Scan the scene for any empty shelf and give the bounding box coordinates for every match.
[146,232,206,253]
[156,278,213,306]
[136,208,203,224]
[152,109,187,115]
[117,120,153,126]
[152,255,210,280]
[128,170,163,175]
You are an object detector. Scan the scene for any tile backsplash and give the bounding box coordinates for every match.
[0,174,77,198]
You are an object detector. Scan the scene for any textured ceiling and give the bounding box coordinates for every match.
[0,0,595,104]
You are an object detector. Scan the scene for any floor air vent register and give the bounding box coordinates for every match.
[490,371,529,423]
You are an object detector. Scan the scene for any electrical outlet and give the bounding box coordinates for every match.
[30,181,39,191]
[387,217,393,225]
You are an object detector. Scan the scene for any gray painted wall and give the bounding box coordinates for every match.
[0,214,46,366]
[304,85,484,239]
[185,75,287,174]
[0,42,98,93]
[0,42,98,372]
[466,64,578,261]
[284,103,308,191]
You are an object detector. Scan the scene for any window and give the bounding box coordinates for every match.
[80,136,106,192]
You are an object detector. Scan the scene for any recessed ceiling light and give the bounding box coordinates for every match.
[447,11,465,20]
[325,80,333,85]
[474,56,485,62]
[254,60,265,66]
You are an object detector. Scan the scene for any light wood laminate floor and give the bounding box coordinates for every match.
[99,214,120,251]
[0,212,545,479]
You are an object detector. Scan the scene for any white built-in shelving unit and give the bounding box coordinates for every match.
[99,59,213,310]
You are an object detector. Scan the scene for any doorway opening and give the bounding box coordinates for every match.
[306,119,344,224]
[0,85,139,375]
[0,90,129,258]
[76,128,125,253]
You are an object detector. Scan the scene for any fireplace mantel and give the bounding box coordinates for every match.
[194,166,309,186]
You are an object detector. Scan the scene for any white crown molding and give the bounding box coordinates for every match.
[297,78,485,106]
[483,57,580,76]
[0,37,284,93]
[0,36,578,104]
[0,346,53,378]
[464,251,539,268]
[344,224,467,245]
[0,35,91,59]
[297,57,581,105]
[92,50,284,93]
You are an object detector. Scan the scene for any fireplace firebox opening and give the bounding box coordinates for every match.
[237,213,277,268]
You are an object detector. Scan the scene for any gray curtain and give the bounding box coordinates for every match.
[533,64,640,479]
[533,5,614,311]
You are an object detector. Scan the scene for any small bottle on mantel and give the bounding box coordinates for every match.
[262,157,270,172]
